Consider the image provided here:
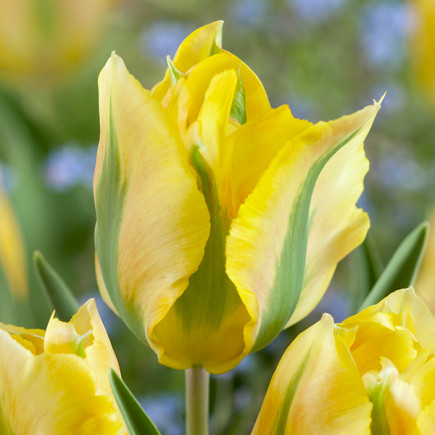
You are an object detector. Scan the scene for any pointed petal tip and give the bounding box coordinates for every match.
[374,91,387,106]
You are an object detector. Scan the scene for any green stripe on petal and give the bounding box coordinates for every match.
[227,101,381,353]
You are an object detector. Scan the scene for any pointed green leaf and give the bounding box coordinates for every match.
[359,222,428,311]
[349,233,384,312]
[33,251,79,321]
[109,369,161,435]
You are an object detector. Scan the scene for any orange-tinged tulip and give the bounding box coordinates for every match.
[94,21,380,374]
[253,288,435,434]
[0,0,116,87]
[0,299,127,434]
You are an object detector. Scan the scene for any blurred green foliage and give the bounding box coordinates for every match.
[0,0,434,433]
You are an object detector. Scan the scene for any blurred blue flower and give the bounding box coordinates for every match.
[232,0,267,25]
[0,164,17,193]
[140,394,183,435]
[44,144,97,192]
[288,0,346,23]
[141,22,192,61]
[377,152,425,192]
[360,2,411,70]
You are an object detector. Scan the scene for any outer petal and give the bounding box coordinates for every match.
[0,179,27,299]
[94,54,210,345]
[0,302,125,434]
[227,101,381,353]
[252,314,372,435]
[286,114,370,325]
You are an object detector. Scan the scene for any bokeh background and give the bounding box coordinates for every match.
[0,0,434,433]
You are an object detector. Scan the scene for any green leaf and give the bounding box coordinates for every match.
[33,251,79,321]
[349,233,383,312]
[358,222,428,311]
[109,369,161,435]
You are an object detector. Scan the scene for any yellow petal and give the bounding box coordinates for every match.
[0,179,27,299]
[346,288,435,353]
[94,53,210,349]
[227,101,381,353]
[194,68,238,176]
[252,314,372,435]
[0,303,125,434]
[151,21,224,101]
[286,113,370,325]
[222,105,311,218]
[44,299,121,400]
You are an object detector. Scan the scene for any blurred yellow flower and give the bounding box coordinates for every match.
[0,174,27,299]
[416,212,435,310]
[94,21,380,374]
[0,299,127,434]
[0,0,117,87]
[411,0,435,109]
[253,288,435,434]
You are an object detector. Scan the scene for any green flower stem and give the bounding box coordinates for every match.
[185,367,210,435]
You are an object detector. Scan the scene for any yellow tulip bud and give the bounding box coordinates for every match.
[0,176,27,299]
[0,299,127,434]
[411,0,435,110]
[94,21,380,374]
[253,288,435,434]
[0,0,117,87]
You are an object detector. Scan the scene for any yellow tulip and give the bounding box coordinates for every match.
[0,0,116,87]
[0,174,27,299]
[411,0,435,109]
[0,298,127,434]
[253,288,435,434]
[94,21,381,374]
[416,212,435,310]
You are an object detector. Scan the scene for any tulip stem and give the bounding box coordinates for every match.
[185,367,209,435]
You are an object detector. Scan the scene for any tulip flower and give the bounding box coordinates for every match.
[0,175,27,299]
[416,212,435,310]
[411,0,435,110]
[253,288,435,434]
[0,0,116,87]
[94,21,381,374]
[0,299,127,433]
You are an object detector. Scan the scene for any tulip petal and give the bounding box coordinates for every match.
[151,21,224,101]
[252,314,372,435]
[94,54,210,345]
[345,288,435,354]
[222,105,311,218]
[0,302,125,434]
[227,101,380,352]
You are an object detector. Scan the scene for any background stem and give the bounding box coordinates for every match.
[185,367,209,435]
